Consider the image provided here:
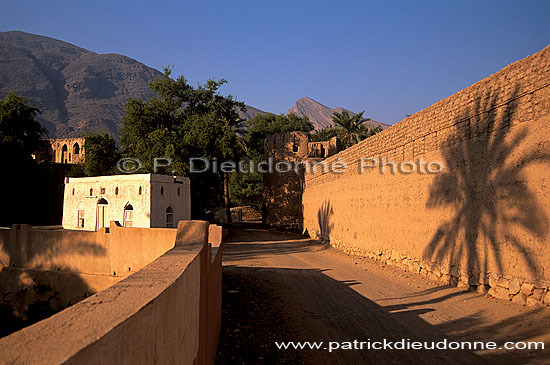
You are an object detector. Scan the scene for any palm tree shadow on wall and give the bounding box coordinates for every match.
[317,201,334,241]
[423,84,550,282]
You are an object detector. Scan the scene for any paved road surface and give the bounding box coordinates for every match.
[216,223,550,364]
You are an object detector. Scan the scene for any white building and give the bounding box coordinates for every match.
[62,174,191,231]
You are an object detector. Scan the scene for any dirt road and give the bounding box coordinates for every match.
[216,223,550,364]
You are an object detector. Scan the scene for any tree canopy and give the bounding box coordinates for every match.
[83,132,120,176]
[120,68,246,218]
[244,112,313,159]
[0,92,47,166]
[0,92,64,226]
[310,110,382,148]
[331,110,369,148]
[121,68,245,172]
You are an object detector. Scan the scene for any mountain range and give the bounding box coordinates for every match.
[0,31,388,138]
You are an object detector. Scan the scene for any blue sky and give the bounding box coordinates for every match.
[1,0,549,124]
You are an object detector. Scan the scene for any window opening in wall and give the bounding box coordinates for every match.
[292,136,299,152]
[166,206,174,228]
[73,143,80,155]
[115,187,119,195]
[161,186,164,195]
[90,188,93,196]
[139,186,142,195]
[100,187,106,194]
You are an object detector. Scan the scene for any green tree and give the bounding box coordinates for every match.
[0,92,46,165]
[83,133,120,176]
[0,92,51,226]
[245,112,313,159]
[309,126,343,142]
[121,68,245,220]
[331,110,371,148]
[311,114,382,148]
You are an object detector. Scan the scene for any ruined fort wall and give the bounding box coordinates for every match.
[302,47,550,304]
[263,132,308,229]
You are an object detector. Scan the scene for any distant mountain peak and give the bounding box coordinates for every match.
[287,97,390,131]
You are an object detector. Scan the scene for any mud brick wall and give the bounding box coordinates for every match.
[263,132,308,229]
[302,46,550,306]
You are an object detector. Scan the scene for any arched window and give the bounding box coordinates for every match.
[90,188,93,196]
[165,206,174,228]
[160,186,164,195]
[123,204,133,227]
[73,143,80,155]
[138,186,142,195]
[115,187,119,195]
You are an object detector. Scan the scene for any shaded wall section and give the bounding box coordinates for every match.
[302,46,550,304]
[0,222,177,336]
[0,220,223,365]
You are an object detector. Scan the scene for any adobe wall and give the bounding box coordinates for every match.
[0,222,177,327]
[263,132,342,229]
[302,46,550,305]
[150,176,192,227]
[263,131,308,229]
[0,220,223,364]
[0,222,177,278]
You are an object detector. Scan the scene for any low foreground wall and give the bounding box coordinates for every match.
[0,220,223,364]
[303,46,550,306]
[0,222,178,324]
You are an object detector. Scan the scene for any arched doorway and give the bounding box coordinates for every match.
[123,204,133,227]
[61,144,68,163]
[77,202,85,228]
[96,198,109,230]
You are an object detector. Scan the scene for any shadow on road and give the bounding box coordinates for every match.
[217,266,486,364]
[219,224,550,364]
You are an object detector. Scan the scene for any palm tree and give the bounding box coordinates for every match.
[331,110,371,148]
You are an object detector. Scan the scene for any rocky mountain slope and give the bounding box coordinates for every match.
[0,31,265,138]
[0,31,162,138]
[288,97,390,130]
[237,104,266,121]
